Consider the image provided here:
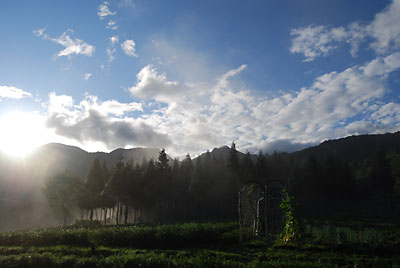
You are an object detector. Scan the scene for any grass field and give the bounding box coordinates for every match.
[0,221,399,267]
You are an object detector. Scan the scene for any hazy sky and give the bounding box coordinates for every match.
[0,0,399,158]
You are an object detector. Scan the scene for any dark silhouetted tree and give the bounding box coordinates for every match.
[228,142,240,173]
[241,151,254,183]
[44,170,82,226]
[255,150,269,183]
[85,158,105,220]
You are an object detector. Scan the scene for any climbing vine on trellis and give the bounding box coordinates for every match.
[280,188,300,243]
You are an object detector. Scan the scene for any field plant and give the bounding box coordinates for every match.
[0,222,238,249]
[0,221,399,267]
[302,220,391,248]
[279,188,300,243]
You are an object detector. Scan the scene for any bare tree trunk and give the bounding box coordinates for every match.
[90,208,93,221]
[104,207,107,226]
[116,200,120,225]
[120,203,122,224]
[125,205,129,225]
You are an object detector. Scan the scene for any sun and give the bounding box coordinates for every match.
[0,112,49,158]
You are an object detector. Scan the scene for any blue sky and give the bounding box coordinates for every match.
[0,0,400,158]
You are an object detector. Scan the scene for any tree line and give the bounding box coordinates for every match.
[44,143,400,226]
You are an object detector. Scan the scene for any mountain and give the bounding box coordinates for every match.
[195,145,257,163]
[290,131,400,162]
[0,131,399,230]
[2,131,399,187]
[28,143,163,181]
[0,144,166,230]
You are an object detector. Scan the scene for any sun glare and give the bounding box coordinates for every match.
[0,112,49,158]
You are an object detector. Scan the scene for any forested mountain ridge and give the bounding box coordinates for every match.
[195,145,254,162]
[290,131,400,163]
[3,131,398,182]
[0,131,399,230]
[28,143,164,180]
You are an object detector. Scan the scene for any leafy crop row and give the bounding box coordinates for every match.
[0,222,238,248]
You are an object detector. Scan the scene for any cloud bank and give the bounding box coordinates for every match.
[290,0,400,61]
[43,47,400,156]
[45,93,170,149]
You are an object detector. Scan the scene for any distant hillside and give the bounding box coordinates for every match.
[2,131,399,184]
[290,131,400,162]
[28,143,163,181]
[195,145,257,163]
[0,144,167,230]
[0,131,400,230]
[196,132,400,164]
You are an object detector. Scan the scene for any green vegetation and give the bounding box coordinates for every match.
[0,222,238,248]
[0,221,399,267]
[303,219,400,248]
[280,188,300,243]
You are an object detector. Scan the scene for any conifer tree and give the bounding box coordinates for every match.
[241,151,254,182]
[85,158,105,220]
[156,149,170,173]
[228,142,240,172]
[255,150,269,183]
[44,170,82,226]
[86,158,105,194]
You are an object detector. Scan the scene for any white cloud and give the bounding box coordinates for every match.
[124,48,400,156]
[79,94,143,116]
[107,47,116,63]
[46,92,142,117]
[0,86,32,100]
[98,1,116,19]
[46,92,75,115]
[33,29,95,58]
[347,22,368,57]
[83,73,92,80]
[371,102,400,124]
[217,64,247,88]
[121,40,138,57]
[106,20,118,30]
[128,64,183,102]
[110,35,119,44]
[39,47,400,156]
[290,0,400,61]
[290,25,348,62]
[361,52,400,76]
[45,93,168,149]
[33,28,46,37]
[106,36,119,64]
[367,0,400,54]
[252,65,385,141]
